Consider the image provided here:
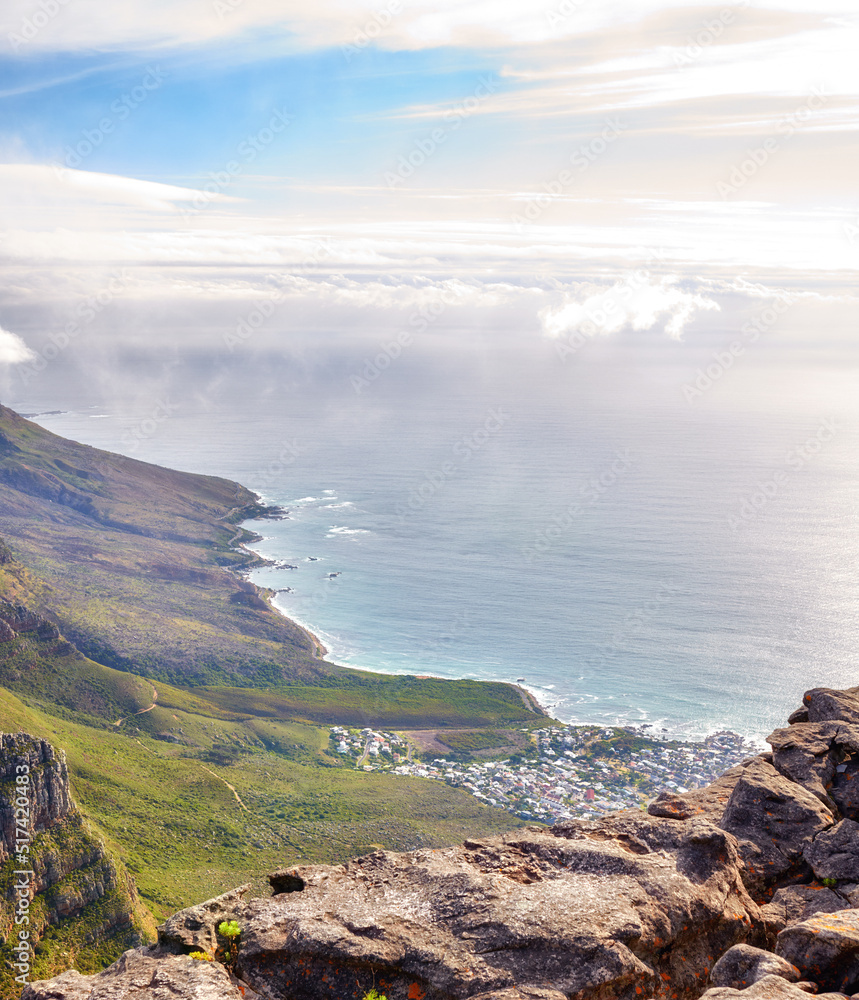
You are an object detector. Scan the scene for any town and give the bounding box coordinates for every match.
[329,723,759,823]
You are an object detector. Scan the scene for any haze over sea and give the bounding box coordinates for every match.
[8,337,858,744]
[0,1,857,744]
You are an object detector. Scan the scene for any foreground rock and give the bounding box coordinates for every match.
[22,949,244,1000]
[776,909,859,994]
[215,816,758,1000]
[700,975,845,1000]
[26,684,859,1000]
[709,944,800,990]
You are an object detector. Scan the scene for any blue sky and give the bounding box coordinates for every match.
[0,1,857,368]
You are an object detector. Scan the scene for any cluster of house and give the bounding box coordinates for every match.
[329,726,410,762]
[329,723,757,823]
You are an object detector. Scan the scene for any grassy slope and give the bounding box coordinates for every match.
[0,404,535,726]
[0,404,535,933]
[0,686,528,924]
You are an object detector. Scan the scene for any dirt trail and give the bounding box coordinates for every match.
[114,685,158,726]
[200,765,249,811]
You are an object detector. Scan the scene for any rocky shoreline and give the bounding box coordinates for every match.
[20,683,859,1000]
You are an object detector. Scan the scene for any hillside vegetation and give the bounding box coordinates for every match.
[0,404,536,932]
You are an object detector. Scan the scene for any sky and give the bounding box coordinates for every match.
[0,0,857,376]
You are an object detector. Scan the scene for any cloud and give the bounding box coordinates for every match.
[2,0,857,55]
[0,326,36,364]
[0,165,236,216]
[539,274,720,341]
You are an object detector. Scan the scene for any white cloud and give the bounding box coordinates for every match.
[539,274,720,341]
[0,326,36,364]
[2,0,858,55]
[0,165,235,215]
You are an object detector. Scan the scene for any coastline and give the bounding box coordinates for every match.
[230,494,549,716]
[226,500,331,660]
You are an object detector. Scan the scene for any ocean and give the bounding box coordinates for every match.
[6,340,858,742]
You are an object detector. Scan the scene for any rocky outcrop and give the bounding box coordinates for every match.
[0,602,61,642]
[20,949,246,1000]
[26,685,859,1000]
[708,944,800,990]
[1,733,141,992]
[0,734,73,863]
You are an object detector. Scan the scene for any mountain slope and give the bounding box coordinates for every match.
[0,405,535,727]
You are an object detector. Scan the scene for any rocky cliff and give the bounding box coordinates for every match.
[22,685,859,1000]
[0,734,143,998]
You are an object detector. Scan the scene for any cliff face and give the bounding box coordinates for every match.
[0,733,142,999]
[23,684,859,1000]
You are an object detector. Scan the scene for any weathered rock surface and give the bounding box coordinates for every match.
[1,732,139,984]
[700,974,846,1000]
[709,944,800,989]
[157,885,250,956]
[21,949,244,1000]
[648,767,744,822]
[720,757,834,889]
[799,688,859,726]
[229,815,759,1000]
[31,684,859,1000]
[760,885,851,936]
[0,732,72,862]
[804,821,859,883]
[776,909,859,994]
[0,601,60,640]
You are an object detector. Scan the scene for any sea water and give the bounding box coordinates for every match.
[7,343,859,742]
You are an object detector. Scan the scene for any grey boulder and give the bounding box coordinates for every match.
[709,944,800,989]
[21,949,244,1000]
[776,908,859,994]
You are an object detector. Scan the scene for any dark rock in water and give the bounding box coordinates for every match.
[760,884,851,936]
[22,949,245,1000]
[789,706,811,725]
[776,908,859,994]
[709,943,801,989]
[720,756,834,890]
[804,820,859,883]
